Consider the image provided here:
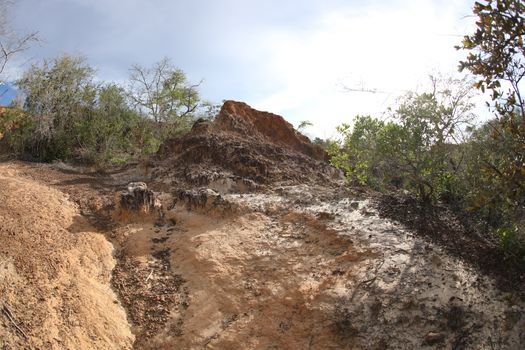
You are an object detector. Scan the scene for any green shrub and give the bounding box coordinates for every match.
[6,54,201,165]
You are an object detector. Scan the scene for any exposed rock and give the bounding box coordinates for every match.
[115,182,162,220]
[423,331,446,345]
[153,101,343,190]
[173,188,234,213]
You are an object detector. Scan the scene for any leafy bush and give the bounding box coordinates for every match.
[0,107,33,154]
[330,76,475,204]
[330,76,524,260]
[457,0,525,259]
[497,225,525,262]
[15,54,96,161]
[3,54,202,165]
[74,84,144,164]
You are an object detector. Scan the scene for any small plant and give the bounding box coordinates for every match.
[297,120,313,132]
[497,225,525,262]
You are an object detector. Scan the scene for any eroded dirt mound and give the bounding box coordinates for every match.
[216,101,327,161]
[154,101,341,191]
[0,163,133,349]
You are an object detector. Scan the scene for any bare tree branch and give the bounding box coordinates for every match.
[127,57,200,124]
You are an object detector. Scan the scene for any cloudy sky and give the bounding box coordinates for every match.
[7,0,477,138]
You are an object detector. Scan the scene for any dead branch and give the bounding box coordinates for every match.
[2,303,28,340]
[145,269,154,283]
[350,258,385,301]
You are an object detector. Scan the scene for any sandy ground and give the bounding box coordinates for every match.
[1,161,524,349]
[111,186,525,349]
[0,162,133,349]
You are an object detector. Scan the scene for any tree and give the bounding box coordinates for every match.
[15,54,96,160]
[313,136,330,149]
[458,0,524,113]
[0,0,38,80]
[328,116,388,187]
[10,54,166,164]
[198,100,222,120]
[75,84,143,164]
[457,0,525,207]
[394,76,476,200]
[7,54,173,164]
[457,0,525,256]
[330,76,477,203]
[128,57,200,125]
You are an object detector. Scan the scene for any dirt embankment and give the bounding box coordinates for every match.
[153,100,342,191]
[1,101,524,349]
[0,163,133,349]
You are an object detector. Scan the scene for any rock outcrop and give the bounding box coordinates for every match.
[115,182,162,220]
[154,101,342,191]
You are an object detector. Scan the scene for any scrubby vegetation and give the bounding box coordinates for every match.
[329,0,525,262]
[1,1,525,348]
[0,54,207,165]
[0,0,523,262]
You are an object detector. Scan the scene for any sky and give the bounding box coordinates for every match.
[5,0,478,138]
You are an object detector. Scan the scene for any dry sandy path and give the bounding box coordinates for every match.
[1,161,524,349]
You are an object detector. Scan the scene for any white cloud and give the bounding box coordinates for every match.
[7,0,481,137]
[251,0,476,138]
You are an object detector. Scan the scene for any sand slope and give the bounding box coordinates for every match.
[0,163,133,349]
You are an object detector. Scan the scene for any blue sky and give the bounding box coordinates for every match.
[5,0,478,138]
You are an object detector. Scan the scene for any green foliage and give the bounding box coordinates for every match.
[329,116,387,187]
[458,0,524,103]
[497,225,525,261]
[297,120,313,131]
[392,93,451,202]
[16,54,95,161]
[8,54,184,165]
[330,76,476,204]
[458,0,525,257]
[128,57,201,124]
[330,71,524,259]
[458,0,524,208]
[312,137,330,149]
[75,84,144,164]
[198,100,222,121]
[0,107,32,153]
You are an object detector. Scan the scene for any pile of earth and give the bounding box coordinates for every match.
[0,163,133,349]
[152,101,342,192]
